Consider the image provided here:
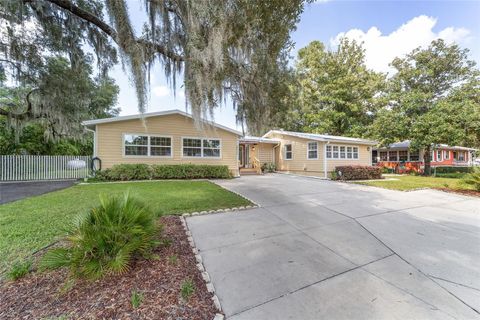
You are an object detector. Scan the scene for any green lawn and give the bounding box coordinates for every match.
[0,181,251,274]
[356,174,473,191]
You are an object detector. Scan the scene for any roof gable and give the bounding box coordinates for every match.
[82,109,242,136]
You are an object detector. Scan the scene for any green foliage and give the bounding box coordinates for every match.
[168,254,178,265]
[96,164,232,181]
[279,39,385,136]
[7,260,32,281]
[40,193,159,280]
[462,168,480,191]
[434,166,475,174]
[334,166,383,181]
[180,279,195,301]
[261,162,276,173]
[131,290,144,309]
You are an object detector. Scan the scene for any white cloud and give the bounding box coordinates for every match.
[152,85,171,97]
[313,0,331,3]
[330,15,472,74]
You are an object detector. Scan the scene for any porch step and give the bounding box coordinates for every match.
[240,168,261,175]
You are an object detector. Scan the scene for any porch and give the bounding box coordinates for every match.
[238,137,279,175]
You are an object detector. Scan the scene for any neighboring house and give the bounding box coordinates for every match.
[82,109,243,177]
[373,140,477,173]
[82,109,377,178]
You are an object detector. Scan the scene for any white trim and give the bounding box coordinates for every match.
[122,133,173,158]
[263,129,377,145]
[82,109,242,136]
[307,141,318,160]
[325,144,360,160]
[324,142,329,178]
[181,136,222,159]
[284,144,293,160]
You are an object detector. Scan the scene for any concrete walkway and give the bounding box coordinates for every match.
[187,174,480,319]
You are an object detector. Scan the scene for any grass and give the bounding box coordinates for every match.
[131,290,144,309]
[180,279,195,301]
[0,180,250,274]
[356,174,474,191]
[7,260,32,281]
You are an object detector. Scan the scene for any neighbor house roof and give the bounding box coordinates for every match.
[375,140,477,151]
[239,136,280,144]
[82,109,242,136]
[263,130,378,145]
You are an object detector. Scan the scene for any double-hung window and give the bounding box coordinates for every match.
[444,150,450,160]
[124,134,172,157]
[352,147,359,159]
[380,151,388,161]
[409,150,420,161]
[340,146,346,159]
[436,150,442,162]
[326,145,359,159]
[347,147,353,159]
[332,146,339,158]
[399,150,408,161]
[182,138,221,158]
[307,142,318,159]
[326,145,332,159]
[285,144,293,160]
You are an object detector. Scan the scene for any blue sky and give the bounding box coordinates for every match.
[112,0,480,131]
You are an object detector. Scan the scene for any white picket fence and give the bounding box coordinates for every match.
[0,155,92,181]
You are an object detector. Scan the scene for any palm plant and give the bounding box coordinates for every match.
[463,168,480,191]
[40,192,159,279]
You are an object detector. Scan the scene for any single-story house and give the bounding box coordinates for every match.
[373,140,477,173]
[82,109,377,178]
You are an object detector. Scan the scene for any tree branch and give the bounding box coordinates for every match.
[30,0,185,62]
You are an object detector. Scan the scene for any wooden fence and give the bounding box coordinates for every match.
[0,155,91,181]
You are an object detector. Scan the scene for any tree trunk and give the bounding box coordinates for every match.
[424,146,431,176]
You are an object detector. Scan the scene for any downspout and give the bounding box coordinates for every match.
[273,143,280,170]
[324,141,330,179]
[84,125,97,158]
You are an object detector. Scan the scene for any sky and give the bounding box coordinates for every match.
[111,0,480,131]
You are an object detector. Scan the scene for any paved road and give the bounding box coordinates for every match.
[187,174,480,319]
[0,180,76,204]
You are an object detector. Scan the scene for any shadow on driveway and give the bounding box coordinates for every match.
[0,180,76,205]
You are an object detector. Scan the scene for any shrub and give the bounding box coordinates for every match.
[7,260,32,281]
[261,162,276,173]
[40,193,160,279]
[435,172,468,179]
[434,166,475,174]
[333,165,383,181]
[463,168,480,191]
[95,164,232,181]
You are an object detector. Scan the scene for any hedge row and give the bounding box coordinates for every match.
[95,164,232,181]
[333,165,382,180]
[434,166,474,174]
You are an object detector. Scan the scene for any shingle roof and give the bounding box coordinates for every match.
[263,130,378,145]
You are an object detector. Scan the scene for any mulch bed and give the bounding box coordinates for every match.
[435,188,480,198]
[0,216,217,320]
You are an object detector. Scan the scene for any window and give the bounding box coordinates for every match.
[399,150,408,162]
[150,136,172,156]
[347,147,353,159]
[326,145,332,159]
[307,142,318,159]
[285,144,293,160]
[409,150,420,161]
[380,151,388,161]
[353,147,359,159]
[458,151,465,161]
[182,138,221,158]
[436,150,442,162]
[340,146,346,159]
[444,150,450,160]
[124,134,171,157]
[388,151,397,161]
[124,135,148,156]
[332,146,339,159]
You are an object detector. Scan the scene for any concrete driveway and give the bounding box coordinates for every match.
[187,174,480,319]
[0,180,76,204]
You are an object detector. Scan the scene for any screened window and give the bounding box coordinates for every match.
[326,145,332,159]
[409,150,420,161]
[307,142,318,159]
[340,146,346,159]
[183,138,202,157]
[388,151,398,161]
[399,150,408,162]
[150,136,172,156]
[380,151,388,161]
[353,147,359,159]
[124,135,148,156]
[285,144,293,160]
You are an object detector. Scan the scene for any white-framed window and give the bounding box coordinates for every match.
[458,151,465,161]
[399,150,408,161]
[182,138,221,158]
[285,144,293,160]
[436,150,442,162]
[307,142,318,159]
[388,151,398,161]
[124,134,172,157]
[326,145,359,159]
[444,150,450,160]
[409,150,420,161]
[379,151,388,161]
[340,146,346,159]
